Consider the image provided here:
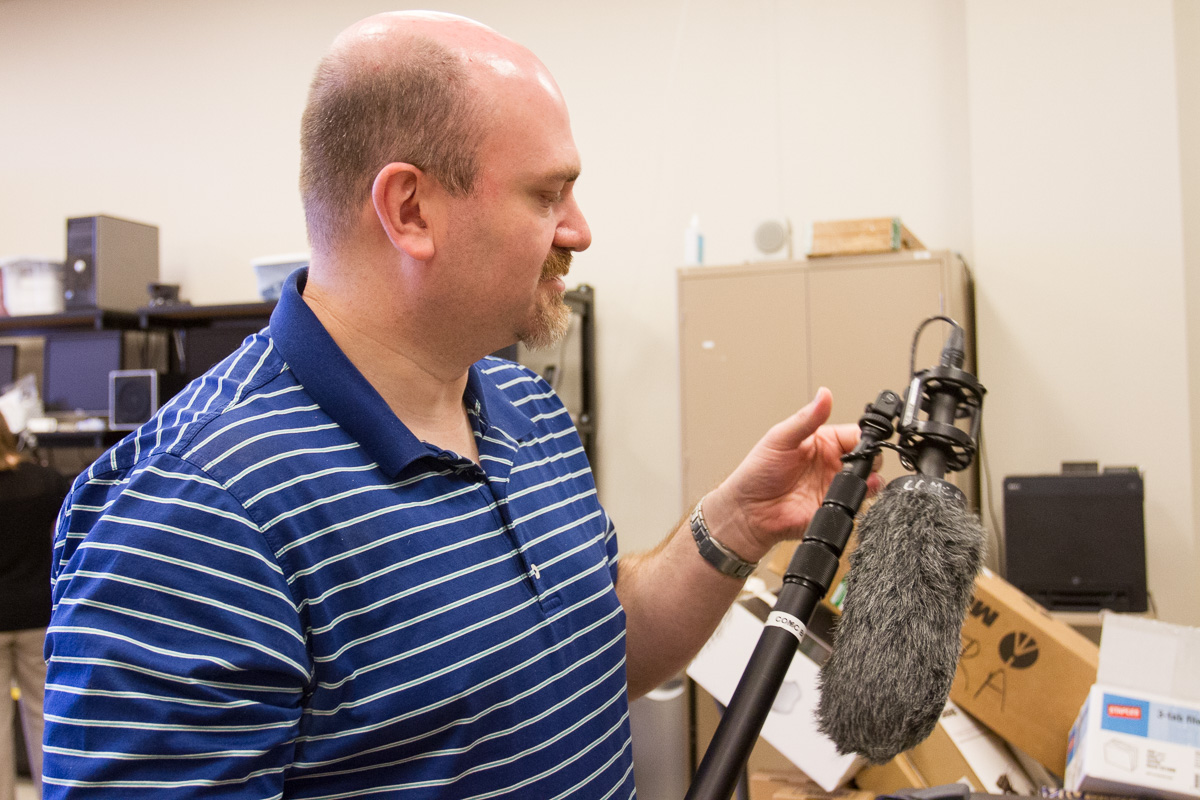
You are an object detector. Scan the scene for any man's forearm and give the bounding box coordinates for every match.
[616,495,763,699]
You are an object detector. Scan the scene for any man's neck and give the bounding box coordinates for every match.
[300,270,482,463]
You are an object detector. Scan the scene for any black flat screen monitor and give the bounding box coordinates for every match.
[43,332,122,415]
[1003,472,1148,612]
[182,324,261,382]
[0,344,16,388]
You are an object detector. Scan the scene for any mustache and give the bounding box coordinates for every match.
[541,247,573,280]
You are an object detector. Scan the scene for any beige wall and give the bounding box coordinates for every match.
[964,0,1198,624]
[1178,0,1200,622]
[1,0,1196,624]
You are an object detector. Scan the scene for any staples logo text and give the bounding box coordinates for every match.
[1107,704,1142,720]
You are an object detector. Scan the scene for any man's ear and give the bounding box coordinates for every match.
[371,162,436,261]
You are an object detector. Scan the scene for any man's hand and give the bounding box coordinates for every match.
[618,387,882,698]
[701,387,882,563]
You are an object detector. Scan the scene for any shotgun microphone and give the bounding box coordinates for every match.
[816,318,986,764]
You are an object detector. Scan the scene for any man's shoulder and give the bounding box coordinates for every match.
[88,331,316,483]
[475,356,558,408]
[58,330,352,561]
[476,354,544,385]
[473,355,576,433]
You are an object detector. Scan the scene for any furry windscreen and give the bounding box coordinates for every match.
[815,482,985,764]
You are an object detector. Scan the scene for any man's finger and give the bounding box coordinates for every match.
[824,422,863,455]
[766,387,833,451]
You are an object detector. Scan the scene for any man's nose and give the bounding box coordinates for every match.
[557,198,592,252]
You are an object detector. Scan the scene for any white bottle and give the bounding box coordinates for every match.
[684,214,704,266]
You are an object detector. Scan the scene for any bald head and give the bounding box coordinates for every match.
[300,11,556,255]
[334,12,565,105]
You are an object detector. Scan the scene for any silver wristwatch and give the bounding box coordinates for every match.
[689,498,758,579]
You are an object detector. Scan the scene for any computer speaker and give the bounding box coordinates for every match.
[108,369,160,431]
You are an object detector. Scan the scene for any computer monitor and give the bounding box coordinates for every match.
[1003,470,1148,612]
[43,331,123,415]
[0,344,16,388]
[180,323,262,382]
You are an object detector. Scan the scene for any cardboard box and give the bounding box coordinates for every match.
[1094,613,1200,704]
[808,217,924,258]
[751,770,812,800]
[1009,743,1065,792]
[950,567,1099,776]
[853,752,925,795]
[773,789,874,800]
[751,771,876,800]
[909,701,1036,793]
[688,597,865,790]
[853,701,1035,795]
[1065,614,1200,800]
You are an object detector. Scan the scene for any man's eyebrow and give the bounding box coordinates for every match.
[547,168,581,184]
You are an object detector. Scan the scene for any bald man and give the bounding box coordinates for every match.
[42,12,875,798]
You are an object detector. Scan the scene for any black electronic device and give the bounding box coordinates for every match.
[0,343,16,388]
[64,215,160,311]
[1003,469,1148,612]
[43,331,125,415]
[109,369,160,430]
[179,322,261,382]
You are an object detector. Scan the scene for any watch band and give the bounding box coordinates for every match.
[689,498,758,579]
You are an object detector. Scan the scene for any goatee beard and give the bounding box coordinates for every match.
[520,248,573,350]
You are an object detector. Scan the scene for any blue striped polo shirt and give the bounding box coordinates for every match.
[43,269,636,799]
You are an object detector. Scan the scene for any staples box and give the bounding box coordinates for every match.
[688,595,865,790]
[950,568,1099,775]
[1066,686,1200,800]
[1065,614,1200,800]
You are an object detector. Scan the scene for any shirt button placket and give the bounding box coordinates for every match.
[478,469,544,600]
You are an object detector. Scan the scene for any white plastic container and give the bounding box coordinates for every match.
[0,257,64,315]
[251,253,309,301]
[684,214,704,266]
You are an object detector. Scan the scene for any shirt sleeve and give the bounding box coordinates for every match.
[43,454,311,798]
[602,511,620,585]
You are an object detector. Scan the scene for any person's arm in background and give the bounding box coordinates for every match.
[617,388,879,699]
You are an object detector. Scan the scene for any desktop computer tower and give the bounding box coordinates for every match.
[1003,470,1148,612]
[64,215,160,311]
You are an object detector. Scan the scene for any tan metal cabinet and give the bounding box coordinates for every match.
[678,250,976,512]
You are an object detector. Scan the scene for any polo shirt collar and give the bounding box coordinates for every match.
[269,268,534,478]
